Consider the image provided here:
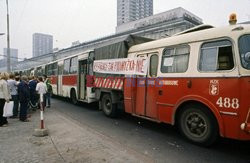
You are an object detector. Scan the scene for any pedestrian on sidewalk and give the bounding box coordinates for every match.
[18,75,30,122]
[0,72,11,127]
[36,77,47,110]
[7,73,19,118]
[43,75,52,108]
[15,75,20,85]
[29,76,38,110]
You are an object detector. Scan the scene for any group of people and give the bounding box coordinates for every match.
[0,72,52,127]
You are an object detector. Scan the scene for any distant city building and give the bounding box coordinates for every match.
[117,0,153,25]
[116,7,203,39]
[0,48,18,70]
[32,33,53,57]
[4,48,18,64]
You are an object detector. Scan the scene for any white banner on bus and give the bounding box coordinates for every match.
[93,58,148,75]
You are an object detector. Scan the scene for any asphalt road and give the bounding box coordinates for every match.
[51,97,250,163]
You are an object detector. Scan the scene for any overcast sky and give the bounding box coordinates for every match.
[0,0,249,60]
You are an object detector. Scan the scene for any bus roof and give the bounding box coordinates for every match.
[129,24,250,53]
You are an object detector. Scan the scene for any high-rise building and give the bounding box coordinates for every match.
[0,48,18,70]
[117,0,153,25]
[32,33,53,57]
[4,48,18,64]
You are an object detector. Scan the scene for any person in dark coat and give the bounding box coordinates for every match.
[18,75,30,122]
[29,76,38,109]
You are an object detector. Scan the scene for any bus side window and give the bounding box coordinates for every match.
[70,57,78,74]
[239,34,250,70]
[199,40,234,71]
[47,63,58,76]
[161,45,190,73]
[53,63,58,75]
[47,65,52,76]
[63,59,70,75]
[149,54,158,77]
[58,64,63,75]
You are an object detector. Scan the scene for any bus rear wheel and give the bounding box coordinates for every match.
[178,104,218,146]
[70,89,78,105]
[101,94,117,118]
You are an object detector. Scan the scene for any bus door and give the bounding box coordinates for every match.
[135,53,159,119]
[78,59,87,100]
[57,62,63,96]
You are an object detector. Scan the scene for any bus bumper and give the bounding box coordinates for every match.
[241,123,250,133]
[240,108,250,134]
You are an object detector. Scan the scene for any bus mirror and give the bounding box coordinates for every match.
[244,52,250,62]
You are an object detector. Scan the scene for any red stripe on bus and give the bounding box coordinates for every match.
[62,75,77,86]
[50,76,57,85]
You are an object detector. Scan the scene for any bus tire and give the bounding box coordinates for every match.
[178,104,218,146]
[70,89,78,105]
[101,94,117,118]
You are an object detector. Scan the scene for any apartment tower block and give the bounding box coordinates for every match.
[117,0,153,25]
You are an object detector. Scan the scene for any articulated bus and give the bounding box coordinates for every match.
[26,51,96,104]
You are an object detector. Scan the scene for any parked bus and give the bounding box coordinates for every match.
[20,51,96,104]
[46,51,97,103]
[93,23,250,145]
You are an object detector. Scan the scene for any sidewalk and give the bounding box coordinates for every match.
[0,108,153,163]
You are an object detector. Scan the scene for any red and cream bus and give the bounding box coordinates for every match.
[93,23,250,145]
[31,50,96,104]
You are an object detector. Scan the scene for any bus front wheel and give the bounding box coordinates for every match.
[178,104,218,146]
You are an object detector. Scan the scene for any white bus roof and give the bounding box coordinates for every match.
[37,50,93,67]
[129,24,250,53]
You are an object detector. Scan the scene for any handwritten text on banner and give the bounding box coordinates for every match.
[93,58,148,75]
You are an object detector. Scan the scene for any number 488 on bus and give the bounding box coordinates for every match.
[216,97,240,109]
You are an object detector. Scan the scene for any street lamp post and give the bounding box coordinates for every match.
[6,0,11,73]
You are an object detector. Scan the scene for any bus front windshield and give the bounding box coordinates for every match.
[239,34,250,70]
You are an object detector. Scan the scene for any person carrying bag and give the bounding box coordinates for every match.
[3,101,14,117]
[0,72,11,127]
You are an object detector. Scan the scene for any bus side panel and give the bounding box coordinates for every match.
[156,77,243,139]
[124,78,135,114]
[62,75,77,86]
[145,78,158,118]
[157,78,189,123]
[50,75,58,95]
[205,78,240,139]
[135,78,147,116]
[62,75,77,98]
